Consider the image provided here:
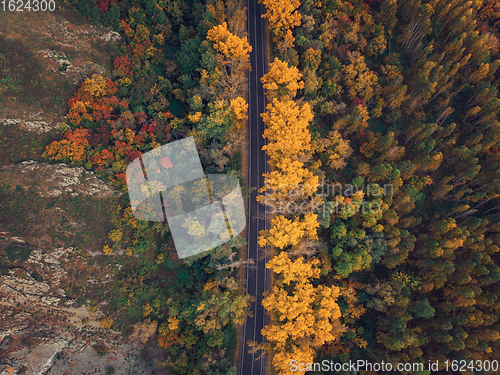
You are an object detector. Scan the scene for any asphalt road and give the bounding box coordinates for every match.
[239,0,269,374]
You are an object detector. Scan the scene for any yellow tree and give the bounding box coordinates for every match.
[343,54,379,100]
[230,96,249,129]
[207,22,252,99]
[313,130,353,170]
[381,63,408,109]
[261,98,314,165]
[302,48,322,72]
[81,74,113,98]
[257,94,320,222]
[261,58,305,99]
[207,22,252,61]
[272,346,316,375]
[257,160,320,209]
[277,29,296,55]
[261,253,343,375]
[258,213,319,249]
[259,0,301,42]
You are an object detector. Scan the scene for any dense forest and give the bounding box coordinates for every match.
[253,0,500,374]
[41,0,252,373]
[38,0,500,374]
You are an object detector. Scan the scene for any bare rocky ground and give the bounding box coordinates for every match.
[0,187,163,374]
[1,161,119,199]
[0,8,166,375]
[0,231,164,375]
[0,117,61,134]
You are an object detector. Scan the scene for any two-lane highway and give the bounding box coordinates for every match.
[239,0,269,374]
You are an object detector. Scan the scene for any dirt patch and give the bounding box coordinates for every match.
[44,344,166,375]
[0,121,61,165]
[0,161,122,251]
